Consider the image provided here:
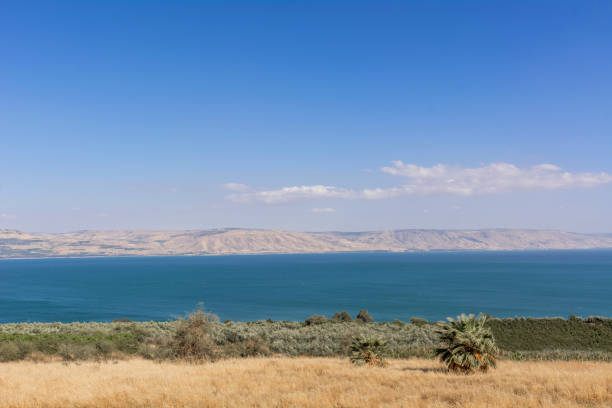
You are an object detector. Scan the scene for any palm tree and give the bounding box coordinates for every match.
[435,313,498,373]
[350,336,388,367]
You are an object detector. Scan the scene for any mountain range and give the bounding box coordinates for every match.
[1,228,612,258]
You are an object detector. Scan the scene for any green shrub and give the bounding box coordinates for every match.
[58,343,98,361]
[410,317,429,326]
[94,340,114,358]
[33,335,62,354]
[350,336,388,367]
[355,310,374,323]
[0,341,31,362]
[234,336,271,357]
[305,315,328,326]
[112,334,141,354]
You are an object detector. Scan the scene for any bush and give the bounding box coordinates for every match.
[94,340,114,358]
[584,316,610,325]
[350,336,388,367]
[169,309,219,361]
[305,315,328,326]
[333,311,353,322]
[113,334,141,354]
[410,317,429,326]
[33,336,62,354]
[235,336,271,357]
[355,310,374,323]
[58,343,98,361]
[0,341,30,362]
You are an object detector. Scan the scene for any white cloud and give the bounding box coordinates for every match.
[227,185,357,204]
[380,161,611,195]
[226,162,612,204]
[311,207,335,213]
[0,213,16,220]
[222,183,250,192]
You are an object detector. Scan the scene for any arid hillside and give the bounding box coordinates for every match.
[1,228,612,258]
[0,358,610,408]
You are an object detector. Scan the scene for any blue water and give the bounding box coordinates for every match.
[1,251,611,323]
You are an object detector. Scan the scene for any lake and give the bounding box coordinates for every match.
[1,251,611,323]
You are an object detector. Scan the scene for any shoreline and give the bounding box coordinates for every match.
[3,246,612,261]
[1,314,611,325]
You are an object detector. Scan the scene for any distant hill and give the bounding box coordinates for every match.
[1,228,612,258]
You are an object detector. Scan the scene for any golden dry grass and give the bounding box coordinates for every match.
[1,358,610,408]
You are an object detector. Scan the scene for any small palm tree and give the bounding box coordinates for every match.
[350,336,388,367]
[435,313,498,373]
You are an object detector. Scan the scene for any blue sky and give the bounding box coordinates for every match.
[1,1,611,233]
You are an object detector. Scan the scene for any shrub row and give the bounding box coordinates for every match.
[0,315,610,362]
[486,316,612,351]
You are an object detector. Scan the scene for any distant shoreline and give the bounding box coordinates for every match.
[1,314,611,325]
[3,247,612,261]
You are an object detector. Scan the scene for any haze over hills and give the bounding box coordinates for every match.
[1,228,612,259]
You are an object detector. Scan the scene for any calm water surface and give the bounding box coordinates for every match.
[1,251,611,323]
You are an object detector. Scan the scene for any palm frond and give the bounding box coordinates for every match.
[435,313,499,373]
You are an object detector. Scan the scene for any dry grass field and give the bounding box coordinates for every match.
[0,357,610,408]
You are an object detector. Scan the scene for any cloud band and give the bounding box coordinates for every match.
[226,162,612,204]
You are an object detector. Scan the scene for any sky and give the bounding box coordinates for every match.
[1,1,612,233]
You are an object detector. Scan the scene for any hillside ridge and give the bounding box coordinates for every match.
[1,228,612,258]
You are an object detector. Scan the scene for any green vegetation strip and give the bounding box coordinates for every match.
[1,315,610,362]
